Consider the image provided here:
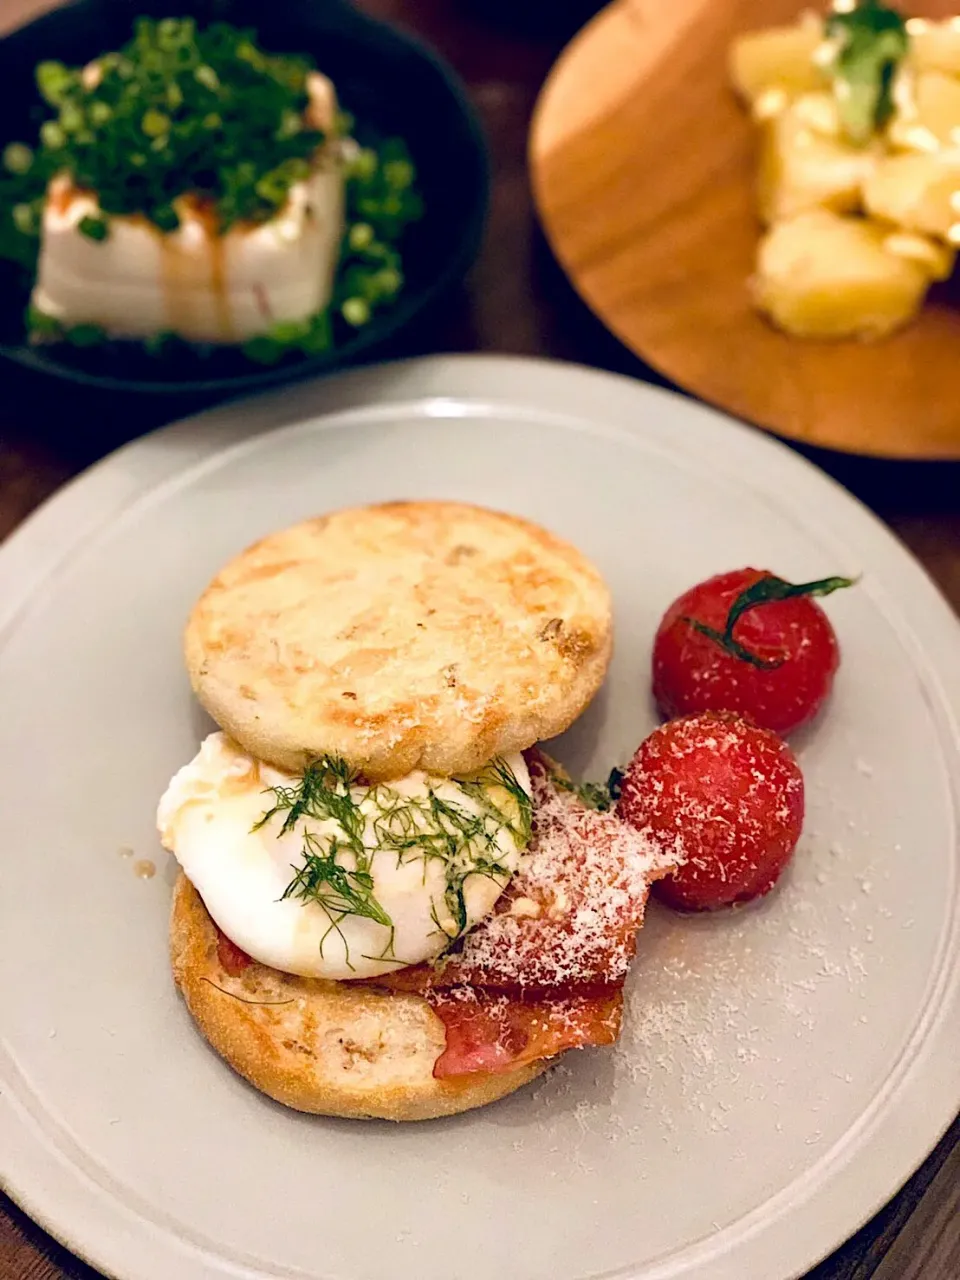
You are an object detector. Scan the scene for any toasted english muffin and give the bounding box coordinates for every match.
[183,501,612,780]
[170,874,547,1121]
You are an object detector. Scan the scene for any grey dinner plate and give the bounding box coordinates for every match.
[1,355,958,1280]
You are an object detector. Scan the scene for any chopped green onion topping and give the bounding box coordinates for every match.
[36,60,75,107]
[3,143,33,175]
[12,203,37,234]
[78,213,109,241]
[26,304,62,339]
[66,322,107,347]
[348,221,373,250]
[341,296,370,326]
[4,19,327,236]
[39,121,65,150]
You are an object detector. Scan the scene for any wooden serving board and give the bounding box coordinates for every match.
[530,0,960,459]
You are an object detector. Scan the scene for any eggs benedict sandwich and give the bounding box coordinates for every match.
[159,500,680,1119]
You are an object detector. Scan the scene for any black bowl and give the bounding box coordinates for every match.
[0,0,489,394]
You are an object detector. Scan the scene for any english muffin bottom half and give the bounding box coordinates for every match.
[170,874,549,1121]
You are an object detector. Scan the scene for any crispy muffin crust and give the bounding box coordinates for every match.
[170,874,547,1120]
[184,501,612,779]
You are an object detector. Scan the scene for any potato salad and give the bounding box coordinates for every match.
[731,1,960,340]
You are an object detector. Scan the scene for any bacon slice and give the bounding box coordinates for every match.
[380,751,682,998]
[217,931,253,977]
[211,753,680,1080]
[374,755,681,1077]
[428,986,623,1078]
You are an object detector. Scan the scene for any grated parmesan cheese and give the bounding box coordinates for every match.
[378,752,683,995]
[443,752,683,989]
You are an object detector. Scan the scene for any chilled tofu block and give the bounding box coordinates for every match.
[907,17,960,76]
[32,162,343,344]
[863,150,960,241]
[752,209,954,340]
[729,19,825,106]
[758,93,878,224]
[888,69,960,152]
[32,71,343,344]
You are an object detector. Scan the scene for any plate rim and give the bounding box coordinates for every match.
[1,353,959,1280]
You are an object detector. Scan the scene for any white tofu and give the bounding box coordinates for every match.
[33,160,344,344]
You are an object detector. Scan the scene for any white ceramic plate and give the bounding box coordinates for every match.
[1,356,959,1280]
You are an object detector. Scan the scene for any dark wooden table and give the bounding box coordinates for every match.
[2,2,959,1277]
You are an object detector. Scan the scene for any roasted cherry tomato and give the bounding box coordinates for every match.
[652,568,854,735]
[618,711,804,911]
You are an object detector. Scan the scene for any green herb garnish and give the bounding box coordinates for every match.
[25,303,61,339]
[683,573,857,670]
[77,214,108,242]
[283,832,394,928]
[554,766,624,812]
[5,18,326,236]
[65,322,107,347]
[254,755,532,969]
[255,756,392,970]
[824,0,909,145]
[240,135,421,365]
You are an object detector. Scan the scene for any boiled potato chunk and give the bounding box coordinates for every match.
[752,210,954,340]
[907,18,960,76]
[863,151,960,240]
[888,70,960,152]
[730,19,825,105]
[758,94,878,224]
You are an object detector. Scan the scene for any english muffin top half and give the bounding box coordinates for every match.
[184,501,613,779]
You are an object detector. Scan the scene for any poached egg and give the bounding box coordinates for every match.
[158,733,532,981]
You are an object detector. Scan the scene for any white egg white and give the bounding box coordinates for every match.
[157,733,531,981]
